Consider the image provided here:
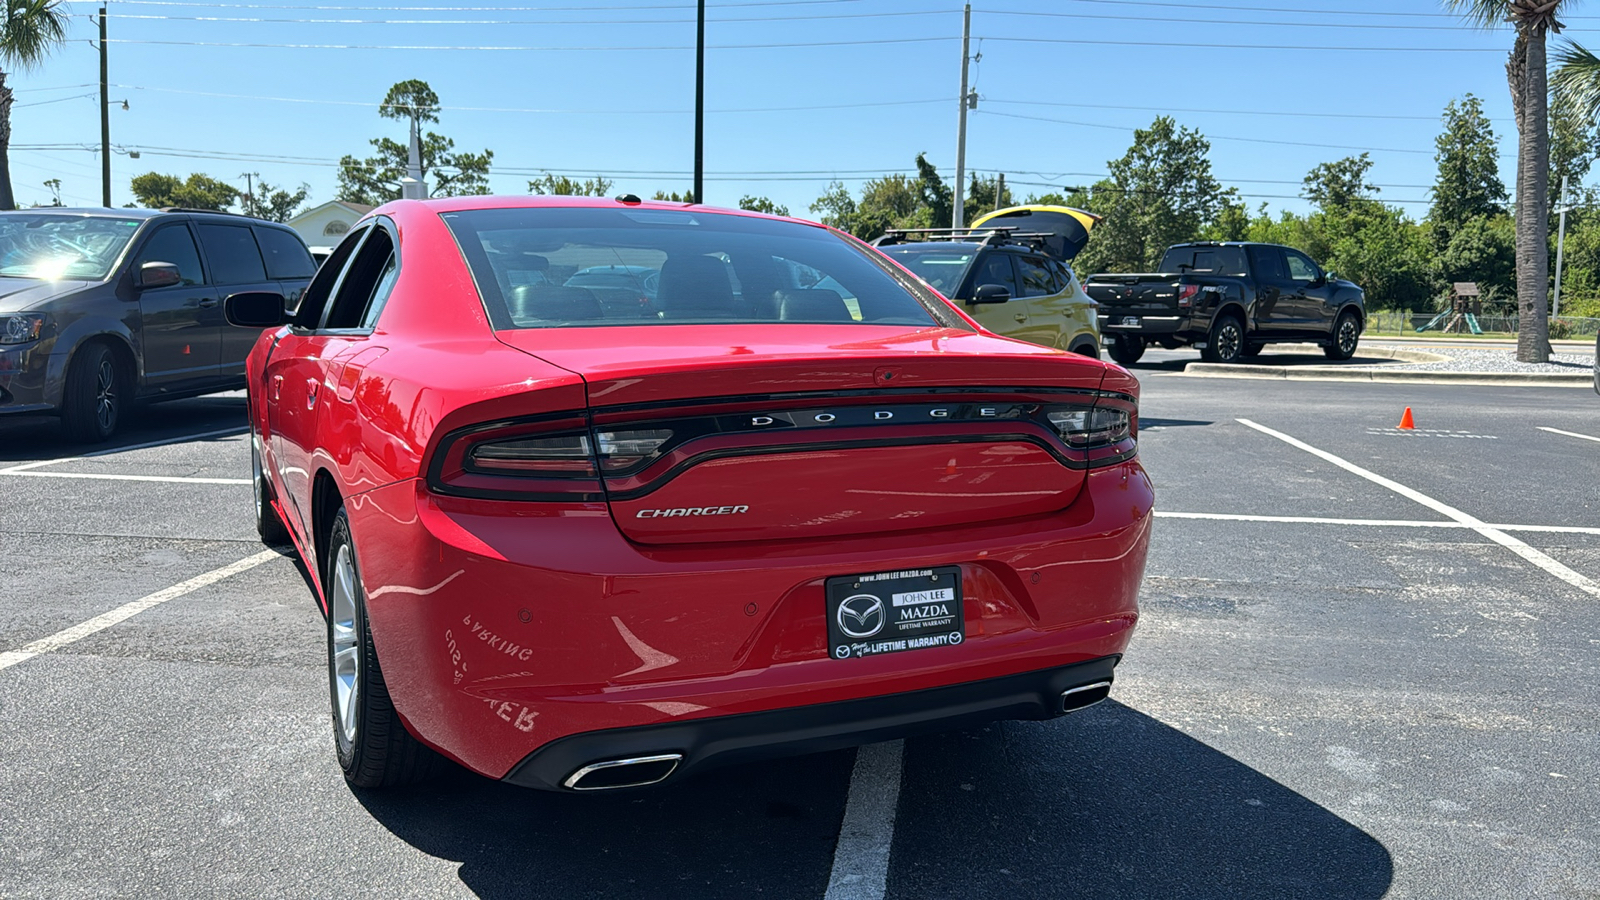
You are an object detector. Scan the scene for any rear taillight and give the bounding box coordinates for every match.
[596,428,673,471]
[1046,408,1131,448]
[429,417,604,500]
[1178,284,1199,307]
[469,432,596,476]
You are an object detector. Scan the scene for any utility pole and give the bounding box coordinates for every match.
[1553,175,1570,319]
[693,0,705,204]
[241,172,254,215]
[99,7,110,208]
[952,3,971,229]
[995,173,1005,211]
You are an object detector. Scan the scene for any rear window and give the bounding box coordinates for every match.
[441,207,955,330]
[1158,245,1247,276]
[878,246,975,296]
[196,223,267,284]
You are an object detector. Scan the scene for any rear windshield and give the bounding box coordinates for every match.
[1158,245,1247,276]
[0,214,142,281]
[878,246,976,296]
[441,207,955,329]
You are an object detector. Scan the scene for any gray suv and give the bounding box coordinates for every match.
[0,208,315,441]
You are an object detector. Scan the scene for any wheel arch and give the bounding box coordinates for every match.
[311,467,345,595]
[1215,302,1249,326]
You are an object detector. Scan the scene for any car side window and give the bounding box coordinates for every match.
[134,224,205,286]
[196,224,268,285]
[293,225,367,326]
[1017,256,1055,298]
[971,252,1017,296]
[255,227,316,280]
[1247,245,1288,283]
[1283,249,1319,283]
[1044,258,1073,294]
[323,226,396,330]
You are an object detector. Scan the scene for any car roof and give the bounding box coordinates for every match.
[384,194,823,228]
[5,207,294,228]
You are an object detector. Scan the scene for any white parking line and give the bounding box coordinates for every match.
[1154,511,1600,536]
[0,550,278,673]
[0,427,247,475]
[1238,419,1600,599]
[824,740,905,900]
[0,471,249,485]
[1539,426,1600,445]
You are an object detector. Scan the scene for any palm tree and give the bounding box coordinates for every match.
[1554,43,1600,118]
[0,0,69,211]
[1445,0,1566,363]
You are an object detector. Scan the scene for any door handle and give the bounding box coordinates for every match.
[306,378,319,410]
[1013,313,1028,322]
[271,375,282,401]
[199,297,219,309]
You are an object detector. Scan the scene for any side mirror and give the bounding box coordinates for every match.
[224,291,288,328]
[137,261,182,289]
[1324,271,1339,284]
[968,283,1012,304]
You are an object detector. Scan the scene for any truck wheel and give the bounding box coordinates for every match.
[1200,315,1245,364]
[61,342,125,443]
[1107,335,1145,365]
[1324,310,1361,360]
[327,506,439,788]
[1241,342,1264,359]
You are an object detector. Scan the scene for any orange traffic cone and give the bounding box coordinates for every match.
[1397,407,1415,430]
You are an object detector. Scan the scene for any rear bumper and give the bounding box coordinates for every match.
[1098,313,1192,336]
[347,461,1152,780]
[505,655,1119,791]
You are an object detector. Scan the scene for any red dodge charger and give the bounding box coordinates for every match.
[230,196,1153,791]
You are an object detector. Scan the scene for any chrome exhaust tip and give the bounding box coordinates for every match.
[1060,680,1112,713]
[563,753,684,791]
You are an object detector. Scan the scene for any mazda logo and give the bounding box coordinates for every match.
[836,594,886,639]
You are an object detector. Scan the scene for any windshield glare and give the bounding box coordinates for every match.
[441,207,953,330]
[0,214,142,281]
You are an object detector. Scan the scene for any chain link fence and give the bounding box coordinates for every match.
[1366,311,1600,340]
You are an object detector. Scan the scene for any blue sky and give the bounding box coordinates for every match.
[9,0,1594,218]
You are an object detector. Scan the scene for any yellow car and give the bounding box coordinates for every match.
[874,205,1102,357]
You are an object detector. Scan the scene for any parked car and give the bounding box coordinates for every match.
[233,196,1151,791]
[872,205,1103,357]
[0,208,317,441]
[1084,242,1366,365]
[563,263,659,315]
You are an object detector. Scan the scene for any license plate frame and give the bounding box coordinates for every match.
[1120,316,1140,327]
[825,566,965,661]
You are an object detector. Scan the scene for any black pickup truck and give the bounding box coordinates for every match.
[1084,242,1366,365]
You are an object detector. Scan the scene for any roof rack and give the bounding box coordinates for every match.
[159,207,249,217]
[869,225,1058,251]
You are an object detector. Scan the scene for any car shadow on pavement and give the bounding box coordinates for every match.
[352,747,856,900]
[892,700,1394,899]
[352,700,1391,900]
[0,394,247,461]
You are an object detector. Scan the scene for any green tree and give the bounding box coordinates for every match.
[239,174,309,222]
[1444,0,1565,362]
[912,154,951,230]
[0,0,69,210]
[529,173,613,196]
[738,195,789,216]
[1435,214,1517,305]
[337,80,494,205]
[809,180,857,230]
[965,173,1014,220]
[1303,153,1379,212]
[1077,117,1230,273]
[653,188,694,202]
[1547,91,1597,213]
[129,172,240,211]
[1429,95,1508,238]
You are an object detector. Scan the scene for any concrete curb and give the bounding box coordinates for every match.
[1179,342,1593,386]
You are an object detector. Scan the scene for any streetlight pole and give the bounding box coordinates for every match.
[693,0,704,204]
[99,7,110,207]
[952,4,971,229]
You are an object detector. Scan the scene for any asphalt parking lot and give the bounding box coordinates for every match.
[2,374,1597,899]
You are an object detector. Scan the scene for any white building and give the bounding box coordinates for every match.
[287,200,376,250]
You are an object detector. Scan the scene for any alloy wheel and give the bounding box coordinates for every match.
[1338,318,1358,355]
[330,545,362,746]
[94,358,117,432]
[1217,322,1242,361]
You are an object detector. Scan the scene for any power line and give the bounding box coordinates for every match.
[105,35,951,50]
[976,35,1504,52]
[15,92,100,108]
[987,98,1508,125]
[1043,0,1600,21]
[106,8,948,25]
[110,83,945,114]
[66,0,862,9]
[976,8,1503,31]
[977,109,1516,159]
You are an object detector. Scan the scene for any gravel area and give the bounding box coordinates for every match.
[1349,345,1595,374]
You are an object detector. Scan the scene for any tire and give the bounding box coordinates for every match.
[1070,340,1100,359]
[327,507,438,788]
[1107,335,1145,365]
[251,422,291,546]
[1200,314,1246,364]
[1325,310,1361,360]
[61,342,125,443]
[1240,342,1264,359]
